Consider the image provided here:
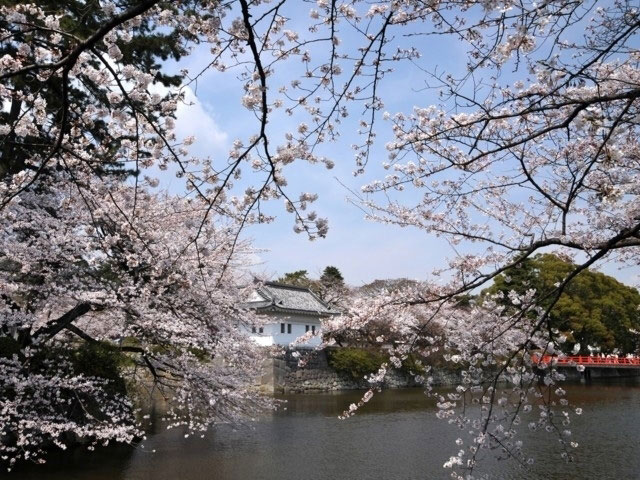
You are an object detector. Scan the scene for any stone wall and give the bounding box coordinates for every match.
[261,349,434,394]
[259,351,640,396]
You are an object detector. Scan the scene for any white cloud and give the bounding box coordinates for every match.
[175,87,228,157]
[141,84,229,193]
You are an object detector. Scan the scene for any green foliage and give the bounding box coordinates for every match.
[484,254,640,354]
[327,347,388,380]
[320,266,344,285]
[0,0,187,179]
[279,266,345,289]
[21,341,129,395]
[278,270,312,286]
[277,266,347,305]
[399,354,426,375]
[453,294,475,309]
[0,340,129,427]
[70,342,128,395]
[4,342,130,426]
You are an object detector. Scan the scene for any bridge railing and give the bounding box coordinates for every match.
[532,354,640,367]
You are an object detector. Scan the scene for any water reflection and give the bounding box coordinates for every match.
[11,378,640,480]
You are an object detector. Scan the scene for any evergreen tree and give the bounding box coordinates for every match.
[0,0,189,179]
[277,270,312,287]
[320,266,344,287]
[484,254,640,354]
[277,266,347,306]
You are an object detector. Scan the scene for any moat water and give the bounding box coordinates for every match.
[11,378,640,480]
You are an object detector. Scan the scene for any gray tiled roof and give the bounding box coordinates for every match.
[246,282,339,316]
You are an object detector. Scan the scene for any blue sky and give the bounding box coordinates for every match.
[158,3,639,288]
[162,40,467,285]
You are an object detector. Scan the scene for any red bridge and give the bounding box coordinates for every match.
[533,354,640,369]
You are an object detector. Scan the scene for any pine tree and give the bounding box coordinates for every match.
[0,0,188,179]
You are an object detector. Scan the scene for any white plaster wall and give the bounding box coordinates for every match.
[246,313,322,347]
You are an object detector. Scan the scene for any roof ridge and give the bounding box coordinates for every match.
[250,282,341,315]
[263,281,313,291]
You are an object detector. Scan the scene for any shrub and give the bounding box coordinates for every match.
[70,342,128,395]
[399,354,426,375]
[328,347,388,380]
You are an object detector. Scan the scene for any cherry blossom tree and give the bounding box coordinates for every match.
[0,1,325,468]
[336,1,640,476]
[0,167,272,469]
[2,0,640,477]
